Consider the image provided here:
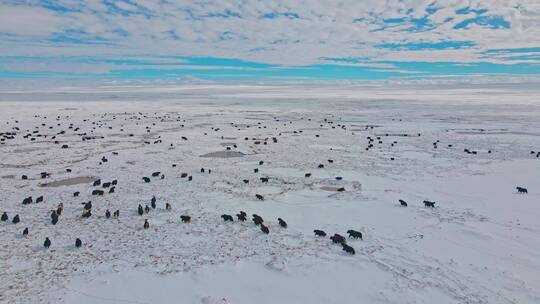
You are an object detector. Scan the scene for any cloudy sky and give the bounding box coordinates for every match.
[1,0,540,82]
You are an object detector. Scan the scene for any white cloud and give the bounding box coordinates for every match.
[0,5,64,36]
[0,0,539,70]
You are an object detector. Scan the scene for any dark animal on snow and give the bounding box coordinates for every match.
[56,203,63,215]
[181,173,188,178]
[83,201,92,210]
[278,218,287,228]
[143,219,149,229]
[221,214,234,222]
[109,187,115,193]
[22,175,28,180]
[255,194,264,200]
[12,214,20,224]
[152,172,160,177]
[305,173,312,178]
[73,192,80,197]
[165,203,171,210]
[36,196,43,203]
[260,224,270,234]
[330,234,346,244]
[243,179,249,184]
[252,214,264,226]
[254,168,259,173]
[113,210,120,218]
[23,227,28,236]
[336,187,345,192]
[102,182,111,188]
[1,212,7,221]
[347,230,363,239]
[516,187,528,194]
[93,179,101,186]
[399,199,407,207]
[138,204,144,216]
[151,196,156,209]
[105,210,111,218]
[82,209,91,218]
[260,177,269,183]
[423,200,436,207]
[142,177,151,183]
[180,215,191,223]
[51,212,58,225]
[44,237,51,248]
[75,238,82,248]
[236,213,246,221]
[92,189,104,196]
[112,179,118,185]
[314,229,327,237]
[318,164,324,168]
[342,243,355,255]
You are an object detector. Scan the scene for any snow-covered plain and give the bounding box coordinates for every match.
[0,84,539,304]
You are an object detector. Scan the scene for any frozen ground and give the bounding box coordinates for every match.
[0,84,539,304]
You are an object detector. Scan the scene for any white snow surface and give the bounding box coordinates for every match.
[0,84,539,304]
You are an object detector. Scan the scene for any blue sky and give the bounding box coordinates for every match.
[1,1,540,83]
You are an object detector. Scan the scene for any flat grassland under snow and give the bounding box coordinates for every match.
[0,84,539,304]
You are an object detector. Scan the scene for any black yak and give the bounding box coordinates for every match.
[255,194,264,200]
[260,224,270,234]
[516,187,528,194]
[1,212,7,221]
[221,214,234,222]
[138,204,144,216]
[92,189,104,196]
[314,229,326,237]
[180,215,191,223]
[75,238,82,248]
[83,201,92,210]
[260,177,269,183]
[12,214,20,224]
[278,218,287,228]
[93,179,101,186]
[142,177,151,183]
[73,191,80,197]
[399,199,408,207]
[152,172,160,177]
[330,234,346,244]
[143,219,149,229]
[23,227,28,236]
[36,196,43,203]
[236,213,247,221]
[105,210,111,218]
[305,173,312,178]
[252,215,264,226]
[423,200,436,207]
[342,243,355,255]
[51,212,58,225]
[347,230,363,239]
[44,237,51,248]
[151,196,156,209]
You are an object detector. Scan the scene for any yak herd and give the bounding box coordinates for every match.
[0,111,533,259]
